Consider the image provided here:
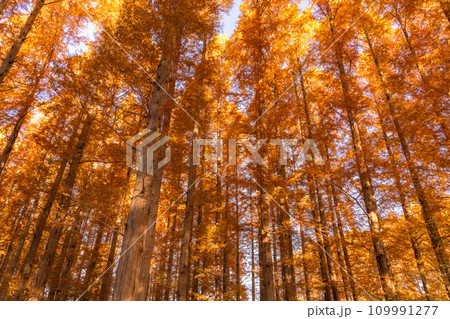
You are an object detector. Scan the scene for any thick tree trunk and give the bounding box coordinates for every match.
[364,27,450,298]
[0,0,46,85]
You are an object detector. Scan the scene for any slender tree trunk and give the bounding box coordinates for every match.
[0,0,46,85]
[439,0,450,23]
[29,115,92,300]
[271,209,280,301]
[299,221,311,301]
[0,201,35,300]
[0,49,54,178]
[163,211,177,301]
[99,228,119,301]
[0,0,10,18]
[250,192,256,301]
[364,26,450,298]
[377,110,431,300]
[81,225,104,301]
[276,166,297,301]
[328,13,396,300]
[176,138,198,301]
[391,15,449,142]
[222,177,230,300]
[14,117,81,300]
[296,64,332,300]
[235,168,241,301]
[317,184,340,301]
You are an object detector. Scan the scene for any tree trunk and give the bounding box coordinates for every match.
[0,201,35,300]
[317,184,340,301]
[364,26,450,298]
[235,167,241,301]
[328,15,397,300]
[0,0,46,85]
[14,117,81,300]
[29,114,92,300]
[299,221,311,301]
[81,225,104,300]
[0,0,10,18]
[296,64,332,301]
[0,48,54,178]
[276,167,297,301]
[176,139,198,301]
[439,0,450,23]
[250,193,256,301]
[99,228,119,301]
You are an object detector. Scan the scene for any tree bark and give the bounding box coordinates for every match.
[14,116,81,300]
[363,25,450,299]
[276,167,297,301]
[0,0,46,85]
[176,137,198,301]
[327,12,397,300]
[439,0,450,23]
[29,114,92,300]
[0,0,10,18]
[296,63,332,300]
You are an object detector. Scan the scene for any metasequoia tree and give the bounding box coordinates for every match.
[0,0,449,302]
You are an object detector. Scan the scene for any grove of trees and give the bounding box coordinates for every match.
[0,0,449,301]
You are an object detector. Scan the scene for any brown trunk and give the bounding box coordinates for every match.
[176,140,198,300]
[250,193,256,301]
[0,0,46,85]
[222,177,230,299]
[81,225,104,300]
[0,200,36,300]
[99,228,119,301]
[0,0,10,18]
[14,116,81,300]
[163,210,178,301]
[276,166,297,301]
[0,48,54,178]
[377,111,431,300]
[439,0,450,23]
[271,208,280,301]
[235,167,241,301]
[299,221,311,301]
[29,114,92,300]
[317,184,340,301]
[364,26,450,298]
[328,13,396,300]
[54,211,86,301]
[296,63,332,301]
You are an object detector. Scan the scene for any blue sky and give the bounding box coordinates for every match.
[222,0,310,37]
